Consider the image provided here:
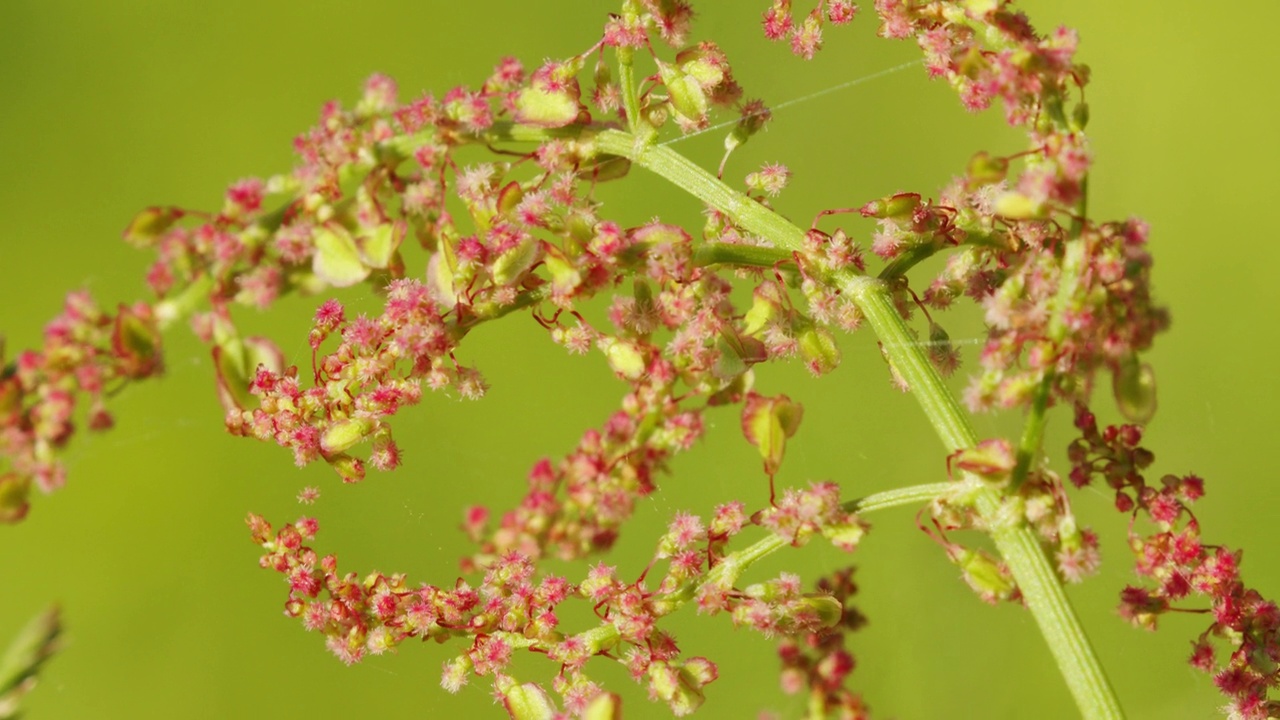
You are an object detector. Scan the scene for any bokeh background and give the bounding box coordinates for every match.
[2,1,1277,718]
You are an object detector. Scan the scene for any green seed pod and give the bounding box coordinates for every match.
[1112,354,1157,424]
[1072,101,1090,130]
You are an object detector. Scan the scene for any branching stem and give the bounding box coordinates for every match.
[592,128,1124,720]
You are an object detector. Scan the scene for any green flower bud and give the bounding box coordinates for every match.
[742,286,781,336]
[822,520,866,552]
[966,151,1009,188]
[648,661,707,716]
[993,191,1044,220]
[741,392,804,476]
[796,593,845,628]
[543,245,581,298]
[798,325,841,375]
[963,0,1000,14]
[497,180,524,216]
[514,81,582,129]
[321,417,379,456]
[122,206,184,248]
[858,192,921,219]
[952,546,1018,604]
[498,678,557,720]
[602,338,646,380]
[328,453,366,484]
[582,692,621,720]
[313,224,371,288]
[1072,101,1090,130]
[950,439,1015,484]
[111,303,163,379]
[657,60,708,125]
[491,238,543,286]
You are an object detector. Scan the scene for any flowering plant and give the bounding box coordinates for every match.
[2,1,1277,718]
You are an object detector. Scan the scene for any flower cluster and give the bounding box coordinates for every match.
[749,1,1171,423]
[0,292,161,521]
[250,490,860,718]
[0,0,787,521]
[223,287,445,482]
[863,1,1168,418]
[956,215,1168,418]
[761,0,860,60]
[774,567,869,720]
[1069,407,1280,720]
[463,365,707,568]
[4,0,1239,717]
[874,0,1083,125]
[755,481,867,552]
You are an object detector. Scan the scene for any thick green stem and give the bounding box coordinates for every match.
[847,281,1121,720]
[692,242,793,269]
[593,128,1122,719]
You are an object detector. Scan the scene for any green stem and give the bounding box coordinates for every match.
[616,46,643,137]
[593,128,1122,720]
[1013,181,1090,489]
[847,279,1121,720]
[692,242,793,269]
[848,482,951,514]
[667,484,952,609]
[153,273,215,330]
[877,238,944,281]
[1011,378,1053,489]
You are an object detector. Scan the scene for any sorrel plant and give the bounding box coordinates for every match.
[2,1,1277,718]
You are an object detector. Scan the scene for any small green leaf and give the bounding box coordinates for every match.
[0,604,62,720]
[0,473,30,524]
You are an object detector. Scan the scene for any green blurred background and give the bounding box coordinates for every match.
[2,1,1277,718]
